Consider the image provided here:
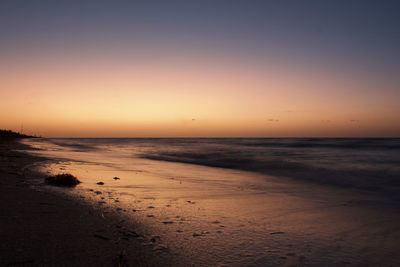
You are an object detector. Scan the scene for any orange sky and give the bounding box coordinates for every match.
[1,47,399,137]
[1,2,399,137]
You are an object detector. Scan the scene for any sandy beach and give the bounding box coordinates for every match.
[0,139,179,266]
[1,137,398,266]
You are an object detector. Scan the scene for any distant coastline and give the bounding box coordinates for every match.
[0,129,38,140]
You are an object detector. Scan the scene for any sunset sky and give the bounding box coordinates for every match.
[1,0,399,137]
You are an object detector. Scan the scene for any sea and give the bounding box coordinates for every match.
[22,138,400,266]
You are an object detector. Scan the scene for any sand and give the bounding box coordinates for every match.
[0,140,178,267]
[3,138,400,266]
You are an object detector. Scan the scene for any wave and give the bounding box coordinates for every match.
[31,137,400,195]
[46,139,100,151]
[140,139,400,194]
[218,138,400,150]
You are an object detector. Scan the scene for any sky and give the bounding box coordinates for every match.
[1,0,399,137]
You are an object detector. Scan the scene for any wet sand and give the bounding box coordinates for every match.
[21,138,400,266]
[0,140,178,266]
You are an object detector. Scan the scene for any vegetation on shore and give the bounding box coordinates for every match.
[0,129,38,141]
[45,173,81,187]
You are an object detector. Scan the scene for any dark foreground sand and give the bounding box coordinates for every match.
[0,140,177,267]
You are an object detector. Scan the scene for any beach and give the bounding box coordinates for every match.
[0,139,178,266]
[1,139,400,266]
[0,137,398,266]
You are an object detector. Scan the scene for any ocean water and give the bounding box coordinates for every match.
[142,138,400,192]
[22,138,400,266]
[29,138,400,192]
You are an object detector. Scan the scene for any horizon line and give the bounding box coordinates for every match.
[34,136,400,139]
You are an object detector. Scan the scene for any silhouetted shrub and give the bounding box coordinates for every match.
[45,173,81,187]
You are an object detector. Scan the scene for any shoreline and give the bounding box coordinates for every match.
[3,138,400,266]
[0,139,178,266]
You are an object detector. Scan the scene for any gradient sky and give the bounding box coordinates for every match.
[1,0,399,137]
